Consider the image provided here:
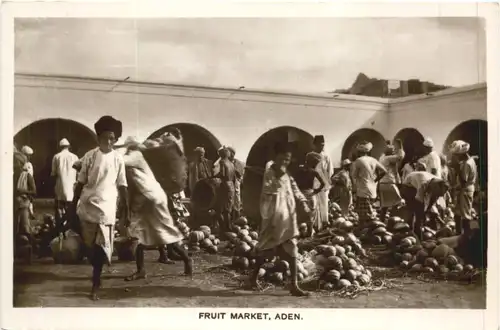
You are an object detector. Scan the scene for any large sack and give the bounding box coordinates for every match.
[50,230,84,264]
[141,140,188,194]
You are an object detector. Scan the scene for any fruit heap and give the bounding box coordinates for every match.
[226,216,259,251]
[327,202,359,227]
[395,239,475,277]
[245,257,310,285]
[359,216,406,246]
[309,240,373,290]
[32,214,59,257]
[188,225,220,254]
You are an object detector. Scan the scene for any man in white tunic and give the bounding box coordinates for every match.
[418,137,442,178]
[71,116,129,301]
[312,135,333,231]
[51,138,79,233]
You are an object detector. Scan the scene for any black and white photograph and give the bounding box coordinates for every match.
[2,2,499,330]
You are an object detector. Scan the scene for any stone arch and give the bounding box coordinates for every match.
[14,118,97,198]
[148,123,222,164]
[443,119,487,190]
[341,128,386,161]
[393,127,425,161]
[242,126,314,222]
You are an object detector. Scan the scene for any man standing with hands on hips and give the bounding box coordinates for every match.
[312,135,333,232]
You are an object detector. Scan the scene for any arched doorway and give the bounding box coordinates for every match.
[148,123,222,197]
[341,128,386,161]
[242,126,314,223]
[443,119,487,190]
[14,118,97,198]
[393,127,425,162]
[148,123,221,164]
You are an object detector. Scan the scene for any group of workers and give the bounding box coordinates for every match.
[13,115,481,299]
[188,144,245,233]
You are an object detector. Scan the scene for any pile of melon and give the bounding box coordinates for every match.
[395,240,475,277]
[32,214,59,257]
[359,216,405,246]
[226,216,259,250]
[188,225,220,254]
[328,202,359,226]
[232,256,310,285]
[311,244,373,290]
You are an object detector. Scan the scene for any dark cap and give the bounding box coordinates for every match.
[313,135,325,144]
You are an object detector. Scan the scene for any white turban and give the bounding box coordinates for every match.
[194,146,205,153]
[423,137,434,148]
[143,139,161,149]
[21,145,33,155]
[357,141,373,153]
[449,140,470,155]
[342,159,352,166]
[59,138,70,147]
[124,136,144,148]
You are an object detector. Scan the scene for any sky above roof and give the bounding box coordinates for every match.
[15,17,486,93]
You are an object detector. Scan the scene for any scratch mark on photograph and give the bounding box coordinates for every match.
[12,16,487,310]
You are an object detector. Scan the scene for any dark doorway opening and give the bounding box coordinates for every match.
[14,118,97,198]
[242,126,313,223]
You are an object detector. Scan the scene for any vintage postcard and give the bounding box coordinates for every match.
[1,2,498,330]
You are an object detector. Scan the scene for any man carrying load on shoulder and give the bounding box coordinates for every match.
[120,136,193,282]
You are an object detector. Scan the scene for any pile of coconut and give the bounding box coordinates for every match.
[187,225,221,254]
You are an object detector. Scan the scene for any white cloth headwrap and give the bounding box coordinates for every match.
[59,138,70,147]
[357,142,373,153]
[449,140,470,154]
[342,159,352,166]
[423,137,434,148]
[21,145,33,155]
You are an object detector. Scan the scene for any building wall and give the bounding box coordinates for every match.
[387,84,487,152]
[15,74,389,166]
[14,74,486,166]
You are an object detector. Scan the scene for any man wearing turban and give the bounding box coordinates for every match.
[351,141,387,223]
[331,159,353,216]
[213,147,236,233]
[71,115,129,301]
[227,146,245,220]
[188,146,213,195]
[311,135,334,231]
[449,140,477,234]
[401,170,449,239]
[378,139,405,221]
[51,138,79,234]
[119,136,193,282]
[418,137,442,178]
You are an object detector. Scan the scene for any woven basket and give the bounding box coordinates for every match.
[142,141,188,194]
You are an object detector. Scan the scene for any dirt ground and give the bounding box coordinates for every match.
[15,201,485,308]
[13,250,486,309]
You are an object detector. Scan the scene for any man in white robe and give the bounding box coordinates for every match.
[51,138,79,232]
[312,135,333,231]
